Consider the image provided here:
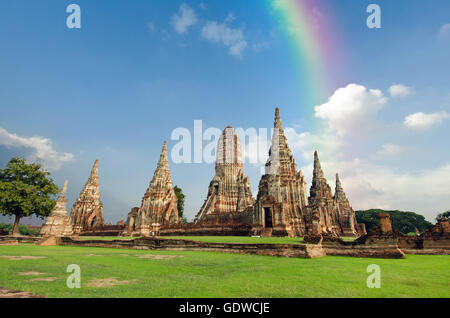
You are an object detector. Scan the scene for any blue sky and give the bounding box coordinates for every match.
[1,0,449,224]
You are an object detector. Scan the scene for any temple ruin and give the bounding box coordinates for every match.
[39,180,73,237]
[252,108,309,237]
[70,160,104,234]
[194,126,254,226]
[132,141,181,236]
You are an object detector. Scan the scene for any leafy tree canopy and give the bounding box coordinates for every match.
[356,209,433,234]
[173,185,185,218]
[0,157,59,235]
[437,210,450,220]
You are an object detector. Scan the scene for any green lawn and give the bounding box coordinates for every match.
[164,236,305,244]
[0,244,448,298]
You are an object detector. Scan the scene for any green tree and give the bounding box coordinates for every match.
[356,209,433,234]
[173,185,185,218]
[0,157,59,236]
[437,211,450,220]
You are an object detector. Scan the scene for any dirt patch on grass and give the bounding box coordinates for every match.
[85,278,138,288]
[0,286,44,298]
[1,256,46,260]
[85,254,105,257]
[29,277,57,282]
[18,271,46,276]
[137,254,184,260]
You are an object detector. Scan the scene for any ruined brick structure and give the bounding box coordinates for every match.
[334,174,358,236]
[70,160,104,234]
[39,180,73,237]
[122,207,139,236]
[194,126,254,226]
[133,142,180,236]
[305,152,341,236]
[253,108,308,237]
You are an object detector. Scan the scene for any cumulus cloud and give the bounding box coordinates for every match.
[280,83,450,220]
[389,84,413,97]
[314,83,388,136]
[403,111,450,130]
[0,127,73,171]
[201,21,247,57]
[171,3,197,34]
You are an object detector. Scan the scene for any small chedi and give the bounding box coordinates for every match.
[253,108,308,236]
[131,142,181,236]
[70,160,104,234]
[194,126,254,226]
[39,180,73,237]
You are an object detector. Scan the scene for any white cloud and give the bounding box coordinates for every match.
[389,84,413,97]
[438,23,450,40]
[171,3,197,34]
[0,127,73,171]
[376,143,405,158]
[201,21,248,57]
[403,111,450,130]
[314,83,388,136]
[281,83,450,221]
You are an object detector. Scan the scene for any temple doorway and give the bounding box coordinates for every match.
[264,207,273,228]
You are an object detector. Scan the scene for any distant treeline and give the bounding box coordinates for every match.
[355,209,434,234]
[0,223,40,236]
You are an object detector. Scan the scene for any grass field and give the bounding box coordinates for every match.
[0,244,449,298]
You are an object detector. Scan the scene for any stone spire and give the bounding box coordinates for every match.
[134,141,180,236]
[39,180,73,237]
[309,151,332,200]
[149,141,173,189]
[274,107,284,132]
[334,173,348,203]
[253,108,308,236]
[70,160,104,234]
[195,126,253,224]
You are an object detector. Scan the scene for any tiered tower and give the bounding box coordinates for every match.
[194,126,254,225]
[334,173,358,236]
[70,160,104,234]
[134,141,180,236]
[253,108,308,237]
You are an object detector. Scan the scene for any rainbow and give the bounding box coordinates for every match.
[267,0,345,109]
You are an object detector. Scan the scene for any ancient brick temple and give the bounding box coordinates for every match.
[70,160,104,234]
[194,126,254,226]
[253,108,308,237]
[305,152,360,237]
[39,180,73,237]
[133,142,181,236]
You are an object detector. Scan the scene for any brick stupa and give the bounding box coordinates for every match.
[39,180,73,237]
[70,160,104,234]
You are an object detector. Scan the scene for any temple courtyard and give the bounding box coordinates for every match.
[1,243,449,298]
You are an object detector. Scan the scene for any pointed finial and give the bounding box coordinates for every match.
[313,151,324,179]
[61,180,68,195]
[274,107,283,129]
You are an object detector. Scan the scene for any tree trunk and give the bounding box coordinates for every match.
[10,214,22,237]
